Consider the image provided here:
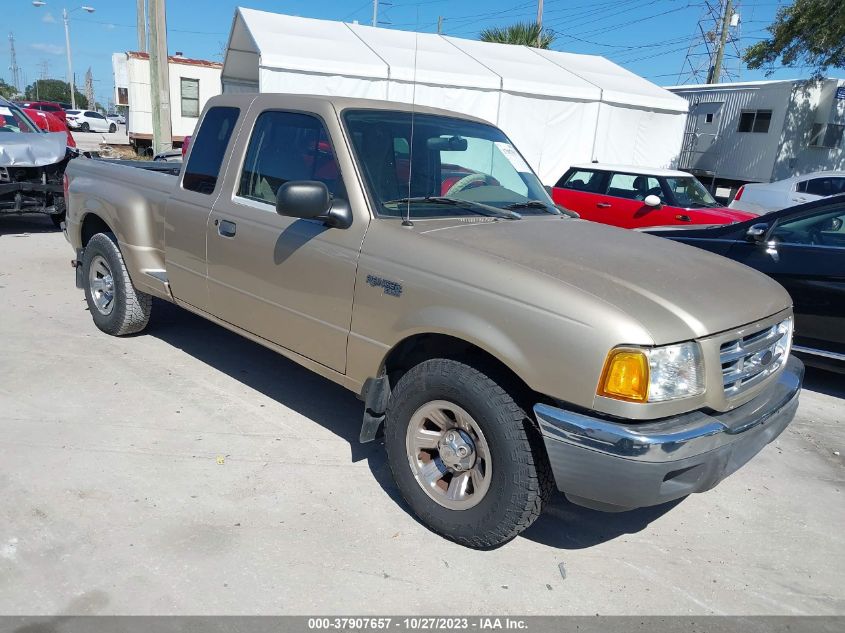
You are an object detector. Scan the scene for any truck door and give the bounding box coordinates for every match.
[206,108,366,373]
[164,105,242,311]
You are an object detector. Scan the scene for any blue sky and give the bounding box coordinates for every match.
[5,0,843,107]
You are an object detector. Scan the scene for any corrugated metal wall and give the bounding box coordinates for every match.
[670,79,845,183]
[672,82,793,182]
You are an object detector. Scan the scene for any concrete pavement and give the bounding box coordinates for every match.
[0,215,843,615]
[71,125,130,154]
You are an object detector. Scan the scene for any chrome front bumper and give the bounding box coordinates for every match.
[534,355,804,512]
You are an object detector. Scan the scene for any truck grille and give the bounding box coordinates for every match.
[720,318,792,396]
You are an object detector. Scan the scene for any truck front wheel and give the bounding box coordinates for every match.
[384,358,553,548]
[82,232,152,336]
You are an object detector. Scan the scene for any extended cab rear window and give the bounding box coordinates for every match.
[183,106,240,195]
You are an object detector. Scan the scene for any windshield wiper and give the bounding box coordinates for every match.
[383,196,521,220]
[504,200,559,214]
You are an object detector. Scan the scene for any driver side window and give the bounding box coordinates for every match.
[771,207,845,245]
[238,111,345,206]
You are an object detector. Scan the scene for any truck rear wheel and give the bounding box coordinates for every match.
[384,358,553,548]
[82,232,152,336]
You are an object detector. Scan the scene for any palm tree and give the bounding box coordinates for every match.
[479,22,555,49]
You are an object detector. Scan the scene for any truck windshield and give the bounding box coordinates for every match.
[665,176,720,209]
[344,110,557,219]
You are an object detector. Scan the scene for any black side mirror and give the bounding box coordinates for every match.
[275,180,352,229]
[745,223,769,242]
[276,181,331,219]
[322,198,353,229]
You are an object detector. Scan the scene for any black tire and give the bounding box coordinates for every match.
[82,232,152,336]
[80,122,89,132]
[109,123,116,133]
[49,211,65,228]
[384,358,553,548]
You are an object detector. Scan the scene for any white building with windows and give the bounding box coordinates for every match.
[112,51,222,155]
[667,78,845,194]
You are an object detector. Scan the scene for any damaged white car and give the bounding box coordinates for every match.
[0,97,76,227]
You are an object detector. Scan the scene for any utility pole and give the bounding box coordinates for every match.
[707,0,733,84]
[136,0,147,52]
[372,0,378,27]
[148,0,172,153]
[437,15,443,35]
[536,0,544,48]
[8,33,20,92]
[61,9,78,109]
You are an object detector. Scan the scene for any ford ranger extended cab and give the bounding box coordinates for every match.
[64,94,803,548]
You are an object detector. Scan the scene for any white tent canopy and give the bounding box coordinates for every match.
[222,7,689,184]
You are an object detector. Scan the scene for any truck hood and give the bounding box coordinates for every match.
[0,132,68,167]
[419,217,791,344]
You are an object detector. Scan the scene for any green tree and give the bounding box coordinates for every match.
[24,79,88,108]
[479,22,555,49]
[0,78,17,99]
[744,0,845,78]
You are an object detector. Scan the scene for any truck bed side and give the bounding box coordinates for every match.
[65,158,177,299]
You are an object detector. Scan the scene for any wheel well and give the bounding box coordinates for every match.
[382,333,537,406]
[80,213,112,247]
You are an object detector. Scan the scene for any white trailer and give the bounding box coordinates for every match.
[667,78,845,197]
[221,8,689,186]
[112,52,223,156]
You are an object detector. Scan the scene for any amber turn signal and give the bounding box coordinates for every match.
[598,349,649,402]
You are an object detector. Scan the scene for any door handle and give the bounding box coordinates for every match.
[675,214,692,222]
[217,219,237,238]
[596,202,612,208]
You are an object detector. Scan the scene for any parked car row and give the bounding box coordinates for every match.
[66,110,118,133]
[13,100,124,133]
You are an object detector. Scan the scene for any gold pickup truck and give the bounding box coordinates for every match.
[64,94,803,548]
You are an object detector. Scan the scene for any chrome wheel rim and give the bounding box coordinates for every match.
[88,255,115,315]
[405,400,492,510]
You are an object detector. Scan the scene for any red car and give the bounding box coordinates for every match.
[14,100,67,124]
[21,107,76,148]
[551,164,756,228]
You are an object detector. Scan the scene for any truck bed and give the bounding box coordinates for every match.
[93,158,182,176]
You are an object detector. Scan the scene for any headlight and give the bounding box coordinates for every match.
[598,341,705,403]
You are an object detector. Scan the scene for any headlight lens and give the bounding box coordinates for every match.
[598,342,705,403]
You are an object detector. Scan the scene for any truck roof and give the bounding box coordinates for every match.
[210,92,493,126]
